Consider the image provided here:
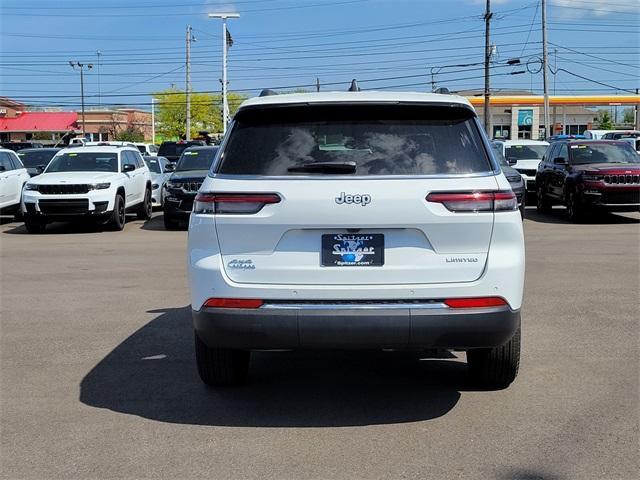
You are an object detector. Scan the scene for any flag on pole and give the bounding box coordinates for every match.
[226,30,234,48]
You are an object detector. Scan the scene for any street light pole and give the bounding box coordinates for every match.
[69,61,93,139]
[186,25,193,140]
[208,12,240,135]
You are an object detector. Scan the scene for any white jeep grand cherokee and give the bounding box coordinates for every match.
[188,91,525,389]
[22,145,152,233]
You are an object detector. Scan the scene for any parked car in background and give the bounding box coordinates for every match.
[0,148,30,218]
[188,91,524,389]
[143,155,171,207]
[16,148,61,177]
[601,130,640,141]
[491,142,526,217]
[157,140,206,163]
[21,145,152,233]
[536,140,640,221]
[583,130,613,140]
[1,142,44,151]
[162,145,218,229]
[494,139,549,194]
[135,143,159,156]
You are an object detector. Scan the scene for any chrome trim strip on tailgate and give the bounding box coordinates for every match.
[261,302,448,310]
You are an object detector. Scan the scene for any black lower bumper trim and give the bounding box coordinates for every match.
[193,305,521,350]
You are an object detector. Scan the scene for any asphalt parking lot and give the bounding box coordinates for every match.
[1,207,638,480]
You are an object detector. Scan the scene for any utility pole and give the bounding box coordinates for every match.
[185,25,193,140]
[483,0,492,136]
[151,98,156,143]
[208,12,240,135]
[69,61,93,139]
[96,50,102,107]
[552,48,557,135]
[542,0,550,140]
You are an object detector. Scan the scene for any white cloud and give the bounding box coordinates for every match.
[550,0,639,18]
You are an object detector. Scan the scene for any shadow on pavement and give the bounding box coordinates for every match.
[2,215,150,235]
[140,213,187,232]
[80,306,468,427]
[524,206,639,225]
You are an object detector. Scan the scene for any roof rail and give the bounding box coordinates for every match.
[259,89,278,97]
[348,79,360,92]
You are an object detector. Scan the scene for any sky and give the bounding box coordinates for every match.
[0,0,638,111]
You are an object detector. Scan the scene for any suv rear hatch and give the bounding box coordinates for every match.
[211,103,500,286]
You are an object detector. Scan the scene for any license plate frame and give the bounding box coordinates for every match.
[321,233,385,267]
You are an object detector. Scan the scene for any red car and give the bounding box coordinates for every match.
[535,140,640,221]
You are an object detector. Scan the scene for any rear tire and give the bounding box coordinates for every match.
[108,194,126,231]
[467,326,520,389]
[24,217,46,234]
[137,188,152,220]
[195,334,250,386]
[536,184,552,213]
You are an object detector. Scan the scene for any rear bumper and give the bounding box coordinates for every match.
[193,303,520,350]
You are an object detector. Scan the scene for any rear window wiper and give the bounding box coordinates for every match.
[287,161,357,174]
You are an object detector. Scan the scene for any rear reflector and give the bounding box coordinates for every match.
[426,191,517,212]
[203,298,264,309]
[193,193,281,214]
[444,297,507,308]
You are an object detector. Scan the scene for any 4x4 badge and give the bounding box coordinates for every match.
[335,192,371,206]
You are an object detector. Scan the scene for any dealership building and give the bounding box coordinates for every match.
[0,97,153,144]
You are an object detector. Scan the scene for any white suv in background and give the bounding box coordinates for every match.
[187,91,525,389]
[0,148,30,218]
[494,139,549,194]
[22,146,152,233]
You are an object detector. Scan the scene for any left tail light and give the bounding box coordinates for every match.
[193,193,281,214]
[426,191,517,212]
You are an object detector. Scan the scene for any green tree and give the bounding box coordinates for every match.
[623,108,635,124]
[153,88,249,138]
[115,126,145,142]
[597,110,613,129]
[153,87,221,139]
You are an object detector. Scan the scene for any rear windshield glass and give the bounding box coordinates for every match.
[137,145,147,154]
[17,150,59,168]
[570,143,640,164]
[217,105,491,176]
[175,148,218,171]
[46,152,118,172]
[505,145,547,160]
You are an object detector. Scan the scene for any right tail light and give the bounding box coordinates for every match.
[426,191,517,212]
